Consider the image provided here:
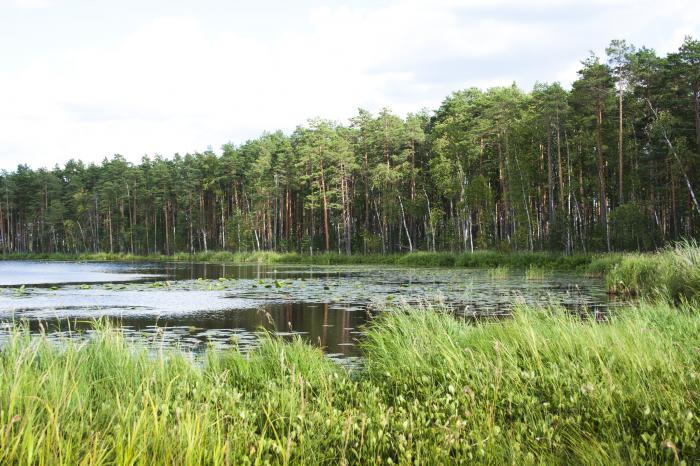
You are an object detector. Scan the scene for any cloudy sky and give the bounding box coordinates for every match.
[1,0,698,170]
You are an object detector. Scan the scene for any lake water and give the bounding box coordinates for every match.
[0,261,611,362]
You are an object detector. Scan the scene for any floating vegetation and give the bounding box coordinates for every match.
[0,263,611,358]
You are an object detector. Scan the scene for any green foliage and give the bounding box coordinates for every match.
[395,251,456,267]
[586,253,624,275]
[2,303,699,464]
[605,241,700,303]
[0,250,600,271]
[487,266,510,279]
[524,265,545,280]
[610,203,656,250]
[363,303,700,464]
[0,37,699,256]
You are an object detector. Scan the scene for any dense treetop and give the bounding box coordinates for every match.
[1,37,699,255]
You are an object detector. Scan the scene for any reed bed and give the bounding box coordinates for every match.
[487,266,510,279]
[524,265,546,280]
[603,240,700,303]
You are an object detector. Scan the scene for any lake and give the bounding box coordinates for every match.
[0,261,611,362]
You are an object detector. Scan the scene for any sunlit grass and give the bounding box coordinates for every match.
[487,266,510,279]
[2,302,698,464]
[524,265,546,280]
[604,240,700,303]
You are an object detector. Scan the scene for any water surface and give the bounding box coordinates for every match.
[0,261,611,360]
[0,261,154,286]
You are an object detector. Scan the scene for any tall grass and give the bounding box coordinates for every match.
[487,265,510,279]
[524,264,545,280]
[2,302,699,464]
[363,302,700,464]
[604,240,700,303]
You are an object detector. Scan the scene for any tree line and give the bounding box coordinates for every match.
[1,37,699,255]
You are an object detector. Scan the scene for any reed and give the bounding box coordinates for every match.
[487,266,510,279]
[524,265,546,280]
[605,240,700,303]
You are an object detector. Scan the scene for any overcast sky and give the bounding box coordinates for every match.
[1,0,698,170]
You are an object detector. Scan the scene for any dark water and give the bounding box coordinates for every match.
[0,261,612,361]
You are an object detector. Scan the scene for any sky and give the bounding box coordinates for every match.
[0,0,698,170]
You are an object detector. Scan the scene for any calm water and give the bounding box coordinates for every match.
[0,261,611,360]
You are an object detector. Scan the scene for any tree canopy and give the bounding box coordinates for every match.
[2,37,699,255]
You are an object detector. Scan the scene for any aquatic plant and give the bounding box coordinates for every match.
[487,266,509,279]
[524,265,545,280]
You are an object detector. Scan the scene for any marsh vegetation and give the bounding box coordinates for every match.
[1,244,699,465]
[1,301,698,464]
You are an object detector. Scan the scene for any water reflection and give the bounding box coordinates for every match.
[4,302,368,359]
[0,261,154,286]
[0,260,614,358]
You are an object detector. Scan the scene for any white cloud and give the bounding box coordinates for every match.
[1,0,52,8]
[0,0,698,169]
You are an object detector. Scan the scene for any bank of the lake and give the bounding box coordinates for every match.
[602,241,700,303]
[1,301,698,465]
[4,241,700,302]
[0,249,597,269]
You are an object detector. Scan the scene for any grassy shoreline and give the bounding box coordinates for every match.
[602,241,700,303]
[2,245,700,463]
[1,302,698,464]
[4,243,700,303]
[0,249,598,269]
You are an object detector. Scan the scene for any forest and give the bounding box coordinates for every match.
[1,37,699,256]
